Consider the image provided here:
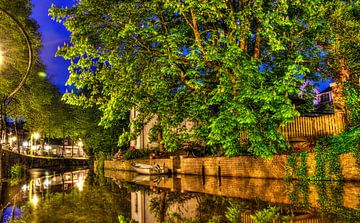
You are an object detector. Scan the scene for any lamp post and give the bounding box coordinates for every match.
[31,132,40,155]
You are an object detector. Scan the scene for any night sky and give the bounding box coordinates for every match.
[30,0,74,93]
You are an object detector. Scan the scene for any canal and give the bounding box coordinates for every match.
[1,169,359,223]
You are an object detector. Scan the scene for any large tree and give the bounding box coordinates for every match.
[50,0,329,157]
[322,0,360,126]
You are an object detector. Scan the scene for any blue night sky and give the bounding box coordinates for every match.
[30,0,74,93]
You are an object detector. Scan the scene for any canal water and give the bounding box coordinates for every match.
[1,168,359,223]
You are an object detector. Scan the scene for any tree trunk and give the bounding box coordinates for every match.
[332,58,351,126]
[157,128,164,152]
[253,21,261,59]
[14,118,20,153]
[2,102,8,144]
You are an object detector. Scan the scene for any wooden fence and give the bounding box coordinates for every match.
[280,113,345,140]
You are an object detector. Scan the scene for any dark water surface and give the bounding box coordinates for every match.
[1,168,359,223]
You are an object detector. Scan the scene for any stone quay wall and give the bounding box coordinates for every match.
[103,153,360,181]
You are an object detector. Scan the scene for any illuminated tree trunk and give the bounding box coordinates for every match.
[158,191,167,223]
[332,58,351,127]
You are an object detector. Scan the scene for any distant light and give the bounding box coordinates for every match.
[22,184,29,192]
[10,137,17,142]
[22,141,29,147]
[45,145,52,151]
[78,141,83,147]
[0,48,3,68]
[33,132,40,140]
[38,71,47,78]
[31,195,39,207]
[44,178,51,187]
[76,177,85,191]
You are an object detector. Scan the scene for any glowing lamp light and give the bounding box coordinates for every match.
[31,195,39,207]
[78,141,83,147]
[32,132,40,140]
[76,177,85,192]
[22,184,29,192]
[10,136,17,142]
[0,48,3,67]
[44,178,51,187]
[23,141,29,147]
[45,145,52,151]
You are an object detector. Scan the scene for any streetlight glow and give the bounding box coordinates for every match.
[33,132,40,140]
[0,48,3,67]
[31,194,39,207]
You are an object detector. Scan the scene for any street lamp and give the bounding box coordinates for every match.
[31,132,40,155]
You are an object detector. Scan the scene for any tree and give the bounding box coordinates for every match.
[321,0,360,126]
[0,0,41,143]
[50,0,329,157]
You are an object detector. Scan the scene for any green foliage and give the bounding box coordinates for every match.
[49,0,329,158]
[118,215,135,223]
[315,181,360,222]
[286,127,359,181]
[289,181,310,208]
[286,151,308,180]
[324,1,360,127]
[250,206,292,223]
[344,83,360,125]
[123,149,150,160]
[224,200,243,223]
[314,126,360,180]
[96,152,106,176]
[10,164,26,185]
[207,215,223,223]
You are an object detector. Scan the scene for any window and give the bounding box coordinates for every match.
[321,93,330,103]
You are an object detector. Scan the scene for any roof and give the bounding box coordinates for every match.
[320,87,332,94]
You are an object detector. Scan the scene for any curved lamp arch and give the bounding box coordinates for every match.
[0,7,33,99]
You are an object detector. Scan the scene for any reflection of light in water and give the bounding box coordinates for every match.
[44,178,51,187]
[32,195,39,207]
[35,179,41,186]
[22,184,29,192]
[76,176,85,191]
[2,206,22,223]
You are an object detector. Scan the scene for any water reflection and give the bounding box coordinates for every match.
[1,169,131,223]
[1,169,359,222]
[107,170,360,223]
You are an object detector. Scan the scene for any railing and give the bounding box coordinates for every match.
[1,145,88,160]
[280,113,345,140]
[238,113,345,142]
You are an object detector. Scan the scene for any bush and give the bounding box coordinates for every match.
[123,149,150,160]
[10,164,27,185]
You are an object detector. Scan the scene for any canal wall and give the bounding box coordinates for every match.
[104,152,360,181]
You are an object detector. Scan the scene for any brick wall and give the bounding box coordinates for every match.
[104,157,175,174]
[178,155,288,178]
[178,153,360,181]
[104,153,360,181]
